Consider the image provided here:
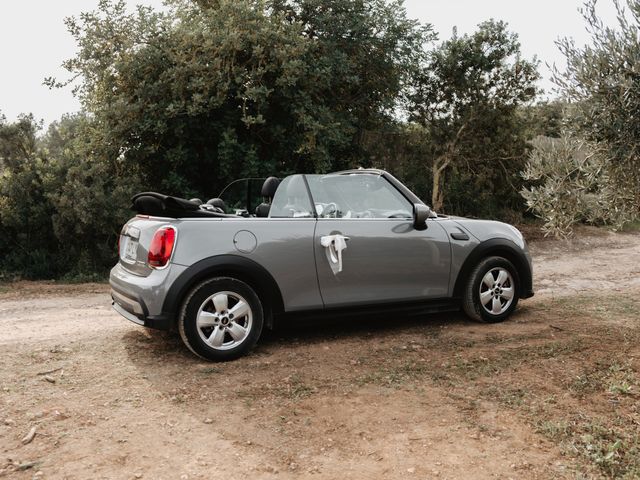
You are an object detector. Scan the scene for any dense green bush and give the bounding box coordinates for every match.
[0,0,566,280]
[0,114,60,278]
[0,114,139,279]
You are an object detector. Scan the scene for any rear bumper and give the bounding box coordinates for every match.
[111,287,145,318]
[112,299,144,326]
[110,286,172,330]
[109,262,187,331]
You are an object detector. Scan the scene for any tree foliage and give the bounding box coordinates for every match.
[521,136,630,237]
[0,114,58,278]
[406,20,539,214]
[48,0,432,199]
[553,0,640,215]
[520,101,567,139]
[8,0,611,278]
[0,113,138,279]
[42,115,141,276]
[2,0,437,279]
[520,0,640,236]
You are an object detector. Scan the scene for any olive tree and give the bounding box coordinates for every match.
[521,0,640,236]
[521,136,631,237]
[552,0,640,218]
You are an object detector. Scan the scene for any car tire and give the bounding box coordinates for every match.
[178,277,263,361]
[462,256,520,323]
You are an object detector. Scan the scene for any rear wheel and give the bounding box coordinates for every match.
[178,277,263,361]
[462,256,520,323]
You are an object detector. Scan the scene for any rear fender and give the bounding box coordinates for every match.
[162,255,285,329]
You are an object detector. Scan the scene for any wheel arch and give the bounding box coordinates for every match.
[453,239,533,299]
[163,255,285,329]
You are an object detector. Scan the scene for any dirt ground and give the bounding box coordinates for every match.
[1,229,639,479]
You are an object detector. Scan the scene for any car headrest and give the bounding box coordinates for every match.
[206,198,226,211]
[261,177,280,198]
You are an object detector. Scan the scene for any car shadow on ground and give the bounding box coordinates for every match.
[260,310,469,347]
[118,306,537,436]
[120,308,474,365]
[117,308,475,430]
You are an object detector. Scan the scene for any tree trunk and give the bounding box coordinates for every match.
[431,157,448,212]
[430,122,468,212]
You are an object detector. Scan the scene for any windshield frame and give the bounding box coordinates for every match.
[304,172,416,220]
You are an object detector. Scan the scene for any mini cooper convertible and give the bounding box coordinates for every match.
[110,169,533,361]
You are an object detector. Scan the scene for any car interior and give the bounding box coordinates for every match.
[254,177,280,217]
[132,173,413,220]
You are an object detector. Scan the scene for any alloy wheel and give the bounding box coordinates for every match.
[479,267,515,315]
[196,291,253,350]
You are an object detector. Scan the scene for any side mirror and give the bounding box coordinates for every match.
[413,203,430,230]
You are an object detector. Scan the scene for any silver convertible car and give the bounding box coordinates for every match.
[110,169,533,361]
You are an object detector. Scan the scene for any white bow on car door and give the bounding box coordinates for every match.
[320,234,349,275]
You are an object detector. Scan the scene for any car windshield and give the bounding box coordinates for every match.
[305,173,412,219]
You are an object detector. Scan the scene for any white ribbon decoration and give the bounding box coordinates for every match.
[320,234,349,275]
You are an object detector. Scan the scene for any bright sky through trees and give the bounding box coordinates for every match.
[0,0,619,125]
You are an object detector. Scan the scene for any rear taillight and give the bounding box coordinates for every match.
[147,226,176,269]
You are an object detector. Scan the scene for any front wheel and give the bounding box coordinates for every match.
[178,277,263,361]
[462,256,520,323]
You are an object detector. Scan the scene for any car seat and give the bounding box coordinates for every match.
[205,197,227,213]
[255,177,280,217]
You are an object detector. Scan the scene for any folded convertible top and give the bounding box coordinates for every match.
[131,192,230,218]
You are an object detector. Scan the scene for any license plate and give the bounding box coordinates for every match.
[124,238,138,262]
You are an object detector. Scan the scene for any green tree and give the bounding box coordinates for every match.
[41,114,141,277]
[48,0,432,199]
[268,0,433,154]
[0,114,58,278]
[0,112,140,279]
[553,0,640,215]
[520,100,566,139]
[407,20,539,214]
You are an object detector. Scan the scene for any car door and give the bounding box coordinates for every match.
[306,173,451,308]
[248,174,322,311]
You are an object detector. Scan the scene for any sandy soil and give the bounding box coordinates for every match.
[529,228,640,297]
[1,230,639,479]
